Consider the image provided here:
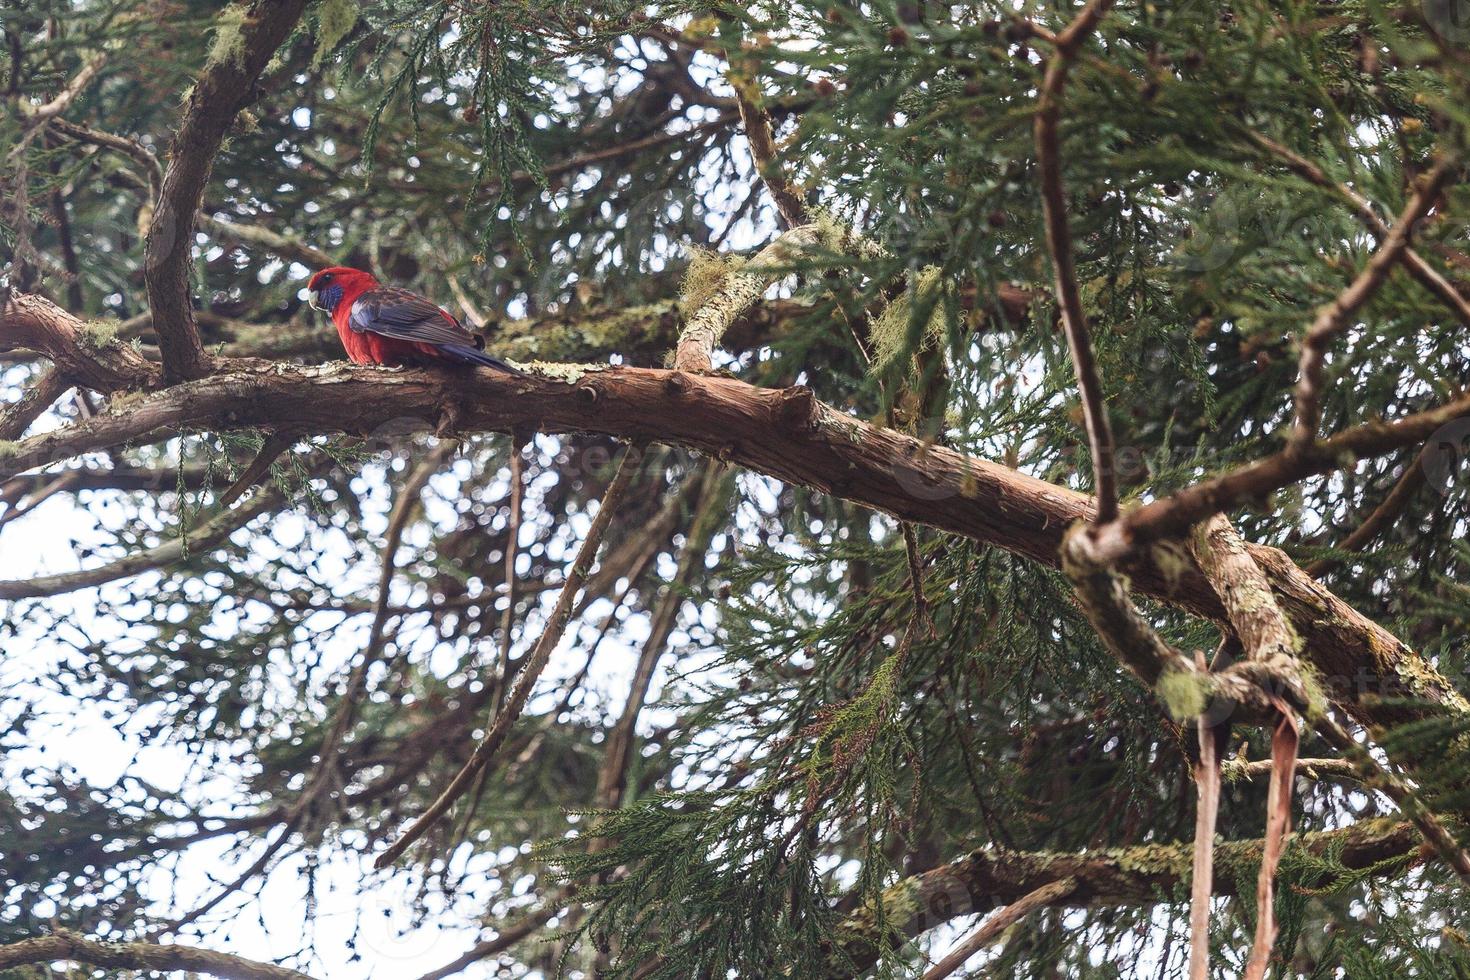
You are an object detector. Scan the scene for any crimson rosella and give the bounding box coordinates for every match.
[306,266,517,372]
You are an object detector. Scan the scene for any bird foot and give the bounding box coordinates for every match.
[435,400,463,438]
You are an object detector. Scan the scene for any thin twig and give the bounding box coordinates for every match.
[495,436,527,711]
[1290,157,1457,450]
[1316,715,1470,882]
[411,900,564,980]
[730,71,807,228]
[593,463,724,817]
[0,485,282,600]
[1033,0,1119,522]
[215,432,295,509]
[1246,130,1470,330]
[920,877,1078,980]
[374,443,645,869]
[1306,446,1428,578]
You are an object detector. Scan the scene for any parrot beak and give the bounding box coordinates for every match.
[307,289,326,313]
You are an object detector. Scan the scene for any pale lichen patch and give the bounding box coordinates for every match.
[79,320,119,349]
[524,361,607,384]
[1156,666,1210,721]
[206,4,250,68]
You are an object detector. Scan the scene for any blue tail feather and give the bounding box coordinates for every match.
[439,343,521,374]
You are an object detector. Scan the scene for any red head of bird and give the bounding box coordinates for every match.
[306,266,378,315]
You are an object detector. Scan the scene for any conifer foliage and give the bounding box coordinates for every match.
[3,0,1470,976]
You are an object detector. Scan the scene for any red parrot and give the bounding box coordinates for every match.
[305,266,517,372]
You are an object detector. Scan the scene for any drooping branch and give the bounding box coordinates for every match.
[594,462,726,815]
[144,0,310,382]
[51,117,164,199]
[0,929,317,980]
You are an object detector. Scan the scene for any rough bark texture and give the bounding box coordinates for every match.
[144,0,310,382]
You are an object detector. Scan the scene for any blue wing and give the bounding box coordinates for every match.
[348,287,478,348]
[349,286,520,373]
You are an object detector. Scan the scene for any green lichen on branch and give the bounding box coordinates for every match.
[680,248,747,315]
[78,320,119,350]
[1156,665,1211,721]
[205,4,250,68]
[312,0,358,69]
[871,265,945,371]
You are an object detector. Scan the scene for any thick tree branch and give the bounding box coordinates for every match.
[145,0,309,382]
[0,929,316,980]
[0,292,159,391]
[825,819,1423,977]
[673,222,826,372]
[2,295,1465,738]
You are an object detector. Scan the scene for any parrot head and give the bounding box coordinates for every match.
[307,266,378,314]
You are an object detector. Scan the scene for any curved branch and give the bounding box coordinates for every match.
[0,929,316,980]
[0,484,282,600]
[0,366,70,440]
[673,223,825,373]
[1247,131,1470,330]
[145,0,310,382]
[1034,0,1119,523]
